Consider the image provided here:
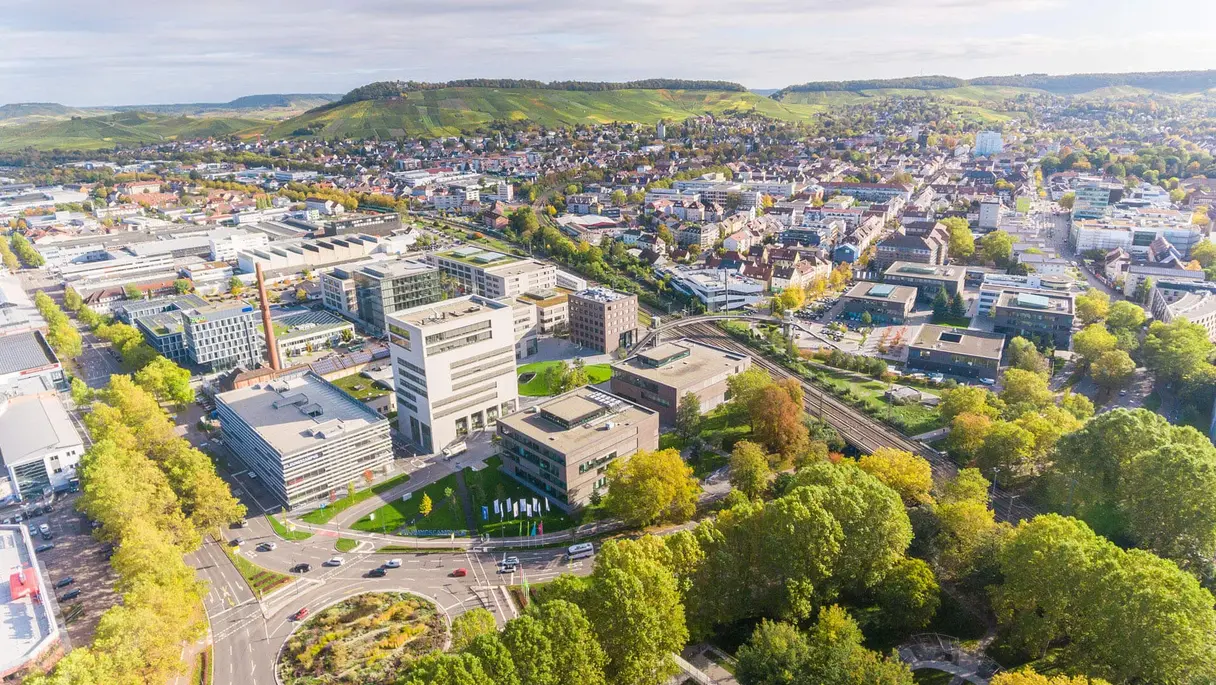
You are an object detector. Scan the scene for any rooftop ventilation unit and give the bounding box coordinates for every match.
[302,403,324,417]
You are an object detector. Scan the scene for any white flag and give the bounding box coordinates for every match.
[532,497,539,511]
[526,503,532,517]
[513,501,519,517]
[544,498,550,512]
[493,500,500,514]
[507,498,513,513]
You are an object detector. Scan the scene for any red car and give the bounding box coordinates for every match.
[450,568,468,578]
[291,607,309,621]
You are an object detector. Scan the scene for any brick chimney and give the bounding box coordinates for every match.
[256,263,282,371]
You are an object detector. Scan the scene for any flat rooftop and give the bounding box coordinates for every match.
[995,289,1074,315]
[498,388,655,454]
[358,259,436,280]
[0,394,82,470]
[573,287,632,304]
[435,247,521,267]
[273,310,351,341]
[389,295,505,328]
[0,331,58,376]
[616,340,749,389]
[910,324,1006,360]
[884,261,966,280]
[518,289,568,308]
[216,371,385,456]
[181,300,257,319]
[0,526,55,674]
[844,281,917,304]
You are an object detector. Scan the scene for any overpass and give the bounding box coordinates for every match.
[629,313,840,354]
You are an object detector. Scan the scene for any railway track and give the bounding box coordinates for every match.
[683,323,1037,522]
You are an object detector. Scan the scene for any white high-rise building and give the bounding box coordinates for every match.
[387,295,519,453]
[975,131,1004,157]
[656,120,666,140]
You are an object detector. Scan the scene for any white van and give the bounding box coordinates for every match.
[442,441,468,460]
[567,543,595,561]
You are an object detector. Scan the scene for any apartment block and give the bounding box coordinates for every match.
[216,370,393,509]
[611,339,751,425]
[497,388,659,511]
[568,287,638,355]
[387,295,520,453]
[181,301,265,372]
[428,248,557,299]
[321,258,443,334]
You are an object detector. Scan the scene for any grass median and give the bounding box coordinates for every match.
[221,543,292,599]
[300,472,411,525]
[266,514,312,541]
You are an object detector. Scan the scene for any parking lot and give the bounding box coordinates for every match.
[9,492,120,649]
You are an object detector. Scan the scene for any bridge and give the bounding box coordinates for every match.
[630,313,841,354]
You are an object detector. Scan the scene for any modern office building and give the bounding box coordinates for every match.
[907,325,1005,380]
[0,524,60,679]
[321,259,443,334]
[661,265,766,311]
[428,248,557,299]
[977,274,1074,316]
[611,339,751,424]
[568,287,638,355]
[112,293,208,324]
[882,262,966,303]
[0,393,83,501]
[386,295,519,453]
[1072,178,1121,220]
[0,272,45,339]
[0,331,66,398]
[992,290,1075,348]
[215,369,393,509]
[181,301,265,372]
[841,282,917,324]
[497,387,659,511]
[516,289,569,334]
[1150,280,1216,342]
[271,310,354,360]
[1070,210,1202,257]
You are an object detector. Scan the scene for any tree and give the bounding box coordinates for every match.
[1105,300,1146,333]
[295,287,308,302]
[857,448,933,506]
[1072,323,1116,365]
[931,288,949,320]
[1090,349,1135,389]
[939,386,1000,421]
[933,468,1004,581]
[980,230,1013,266]
[1059,391,1094,420]
[946,412,993,464]
[501,615,556,685]
[228,276,245,296]
[450,607,497,651]
[509,207,540,237]
[749,386,809,466]
[1133,276,1154,304]
[975,421,1037,482]
[729,441,772,499]
[464,634,520,685]
[860,310,872,325]
[173,279,191,295]
[582,538,688,685]
[993,514,1216,683]
[534,600,608,685]
[735,620,810,685]
[674,392,702,441]
[1006,337,1049,376]
[1119,443,1216,573]
[134,356,196,407]
[1192,239,1216,268]
[1058,192,1076,210]
[604,448,699,528]
[400,653,494,685]
[940,217,974,260]
[998,369,1053,414]
[992,671,1110,685]
[1142,318,1213,384]
[610,190,627,206]
[70,377,92,406]
[1074,289,1110,325]
[948,292,966,319]
[419,493,434,517]
[63,285,83,311]
[874,558,940,635]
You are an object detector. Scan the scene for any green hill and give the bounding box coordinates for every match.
[0,111,271,151]
[269,87,822,140]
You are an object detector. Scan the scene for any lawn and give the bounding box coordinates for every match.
[300,472,411,525]
[465,456,575,536]
[335,538,358,553]
[351,473,469,534]
[266,514,312,541]
[331,372,392,402]
[222,543,292,599]
[812,367,945,435]
[517,360,612,396]
[913,670,955,685]
[696,404,752,452]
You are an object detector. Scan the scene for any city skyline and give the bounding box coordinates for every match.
[3,0,1215,105]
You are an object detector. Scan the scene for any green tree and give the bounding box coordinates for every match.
[940,216,974,260]
[735,620,810,685]
[1192,239,1216,268]
[400,653,494,685]
[228,276,245,296]
[123,283,143,301]
[857,448,933,507]
[1074,289,1110,325]
[70,376,92,406]
[604,448,699,528]
[1006,337,1049,376]
[992,671,1110,685]
[939,386,1000,421]
[295,287,308,302]
[933,468,1004,581]
[980,230,1014,266]
[948,292,967,319]
[975,421,1037,482]
[1090,349,1135,389]
[501,615,556,685]
[873,557,940,635]
[63,285,83,311]
[1119,443,1216,573]
[1105,300,1146,334]
[946,412,993,464]
[1142,318,1213,384]
[998,368,1054,414]
[729,441,772,500]
[535,600,608,685]
[727,366,773,420]
[464,633,520,685]
[1060,391,1094,420]
[1058,192,1076,210]
[1072,323,1117,365]
[674,392,701,441]
[450,607,497,651]
[419,492,433,517]
[172,279,191,295]
[931,288,949,320]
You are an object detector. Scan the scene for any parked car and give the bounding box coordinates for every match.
[291,607,310,621]
[41,530,53,541]
[38,524,49,536]
[291,563,312,573]
[55,577,74,588]
[36,544,54,553]
[60,589,81,601]
[384,559,402,568]
[497,556,520,573]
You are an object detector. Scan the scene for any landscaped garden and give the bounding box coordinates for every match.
[278,592,446,685]
[351,473,468,534]
[517,360,612,396]
[464,456,575,536]
[331,372,392,402]
[300,473,411,525]
[222,543,292,599]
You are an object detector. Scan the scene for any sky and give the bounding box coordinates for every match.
[3,0,1216,106]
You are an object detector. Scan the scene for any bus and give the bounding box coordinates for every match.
[566,543,595,561]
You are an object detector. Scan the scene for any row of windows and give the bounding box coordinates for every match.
[434,391,499,420]
[451,345,515,370]
[427,330,493,356]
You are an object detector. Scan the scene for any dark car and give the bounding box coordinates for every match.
[40,531,53,541]
[36,544,54,553]
[60,589,81,601]
[291,563,312,573]
[367,567,387,578]
[230,538,243,547]
[55,577,74,588]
